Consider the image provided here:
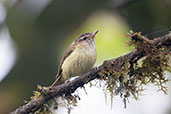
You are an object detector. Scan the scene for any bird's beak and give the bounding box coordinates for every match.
[91,30,99,38]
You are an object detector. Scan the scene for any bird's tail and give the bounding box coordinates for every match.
[50,75,63,87]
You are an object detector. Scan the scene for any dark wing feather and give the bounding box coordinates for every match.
[56,43,75,78]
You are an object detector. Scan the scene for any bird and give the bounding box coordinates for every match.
[51,30,98,87]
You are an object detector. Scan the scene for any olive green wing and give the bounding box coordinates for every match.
[56,43,75,78]
[51,43,75,87]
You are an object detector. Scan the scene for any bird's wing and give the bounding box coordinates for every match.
[56,43,75,78]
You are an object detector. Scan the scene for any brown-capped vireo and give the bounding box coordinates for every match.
[51,30,98,87]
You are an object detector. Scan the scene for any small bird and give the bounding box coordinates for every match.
[51,30,98,87]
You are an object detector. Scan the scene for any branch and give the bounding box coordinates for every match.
[11,32,171,114]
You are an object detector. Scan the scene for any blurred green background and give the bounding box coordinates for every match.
[0,0,170,114]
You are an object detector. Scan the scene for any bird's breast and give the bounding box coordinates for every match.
[61,46,96,80]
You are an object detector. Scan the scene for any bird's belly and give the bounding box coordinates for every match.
[61,48,96,80]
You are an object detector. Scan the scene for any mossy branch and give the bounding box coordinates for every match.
[11,32,171,114]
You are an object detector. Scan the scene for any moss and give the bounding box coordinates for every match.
[98,32,170,108]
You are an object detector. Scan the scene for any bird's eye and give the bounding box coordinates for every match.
[82,37,87,40]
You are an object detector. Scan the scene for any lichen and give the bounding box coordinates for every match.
[98,32,170,108]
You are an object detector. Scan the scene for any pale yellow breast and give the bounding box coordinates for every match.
[61,43,96,81]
